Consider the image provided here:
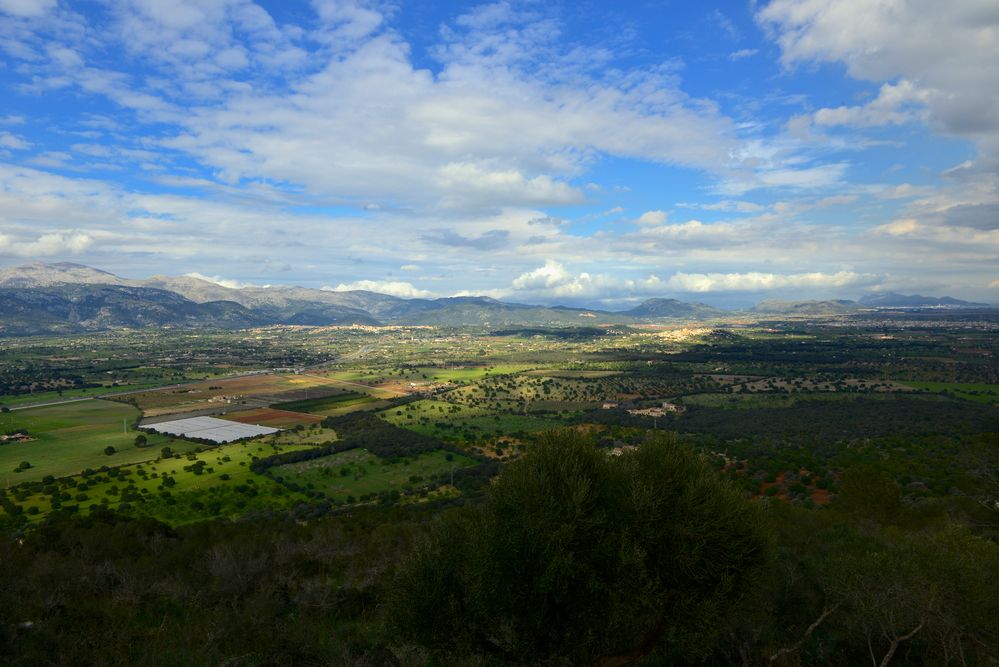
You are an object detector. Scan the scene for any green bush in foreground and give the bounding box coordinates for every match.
[391,430,770,664]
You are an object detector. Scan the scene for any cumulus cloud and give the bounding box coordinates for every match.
[433,163,582,208]
[0,231,93,257]
[637,210,668,225]
[325,280,433,299]
[758,0,999,164]
[811,79,932,128]
[511,260,579,291]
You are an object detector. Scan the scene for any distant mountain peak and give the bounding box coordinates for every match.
[624,297,724,319]
[0,261,129,288]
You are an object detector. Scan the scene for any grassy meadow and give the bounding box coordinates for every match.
[271,447,478,502]
[378,399,567,441]
[902,381,999,403]
[0,399,198,485]
[7,439,315,524]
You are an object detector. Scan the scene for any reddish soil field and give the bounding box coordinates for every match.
[223,408,323,428]
[810,489,831,505]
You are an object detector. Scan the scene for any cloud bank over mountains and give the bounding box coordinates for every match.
[0,0,996,307]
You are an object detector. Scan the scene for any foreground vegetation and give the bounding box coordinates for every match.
[2,430,996,666]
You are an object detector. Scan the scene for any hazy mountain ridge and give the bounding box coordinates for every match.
[859,291,989,308]
[624,297,727,318]
[0,285,262,335]
[751,299,863,315]
[0,263,990,334]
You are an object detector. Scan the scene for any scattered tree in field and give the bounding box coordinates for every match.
[103,446,116,456]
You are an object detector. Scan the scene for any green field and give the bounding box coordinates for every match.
[400,364,535,382]
[523,369,621,379]
[272,447,478,502]
[322,364,533,385]
[5,440,314,524]
[0,363,215,409]
[379,399,567,441]
[902,382,999,403]
[0,399,199,485]
[0,380,174,409]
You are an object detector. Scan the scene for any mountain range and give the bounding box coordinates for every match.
[0,263,990,335]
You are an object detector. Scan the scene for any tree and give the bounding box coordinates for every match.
[133,434,148,448]
[836,466,905,525]
[391,430,770,664]
[103,446,116,456]
[828,525,999,667]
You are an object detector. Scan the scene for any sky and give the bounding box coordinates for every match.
[0,0,997,308]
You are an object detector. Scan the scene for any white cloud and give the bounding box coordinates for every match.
[758,0,999,165]
[0,231,93,257]
[0,2,995,303]
[637,209,668,225]
[666,270,868,293]
[0,0,56,18]
[0,0,851,224]
[870,184,931,200]
[511,260,577,290]
[679,199,764,213]
[325,280,433,298]
[873,218,919,236]
[184,272,262,289]
[729,48,758,61]
[433,162,581,207]
[0,131,30,150]
[505,261,877,301]
[811,79,931,128]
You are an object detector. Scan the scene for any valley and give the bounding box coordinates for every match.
[1,271,997,666]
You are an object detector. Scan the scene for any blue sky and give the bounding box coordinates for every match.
[0,0,996,307]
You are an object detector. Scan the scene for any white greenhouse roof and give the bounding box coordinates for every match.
[143,416,279,443]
